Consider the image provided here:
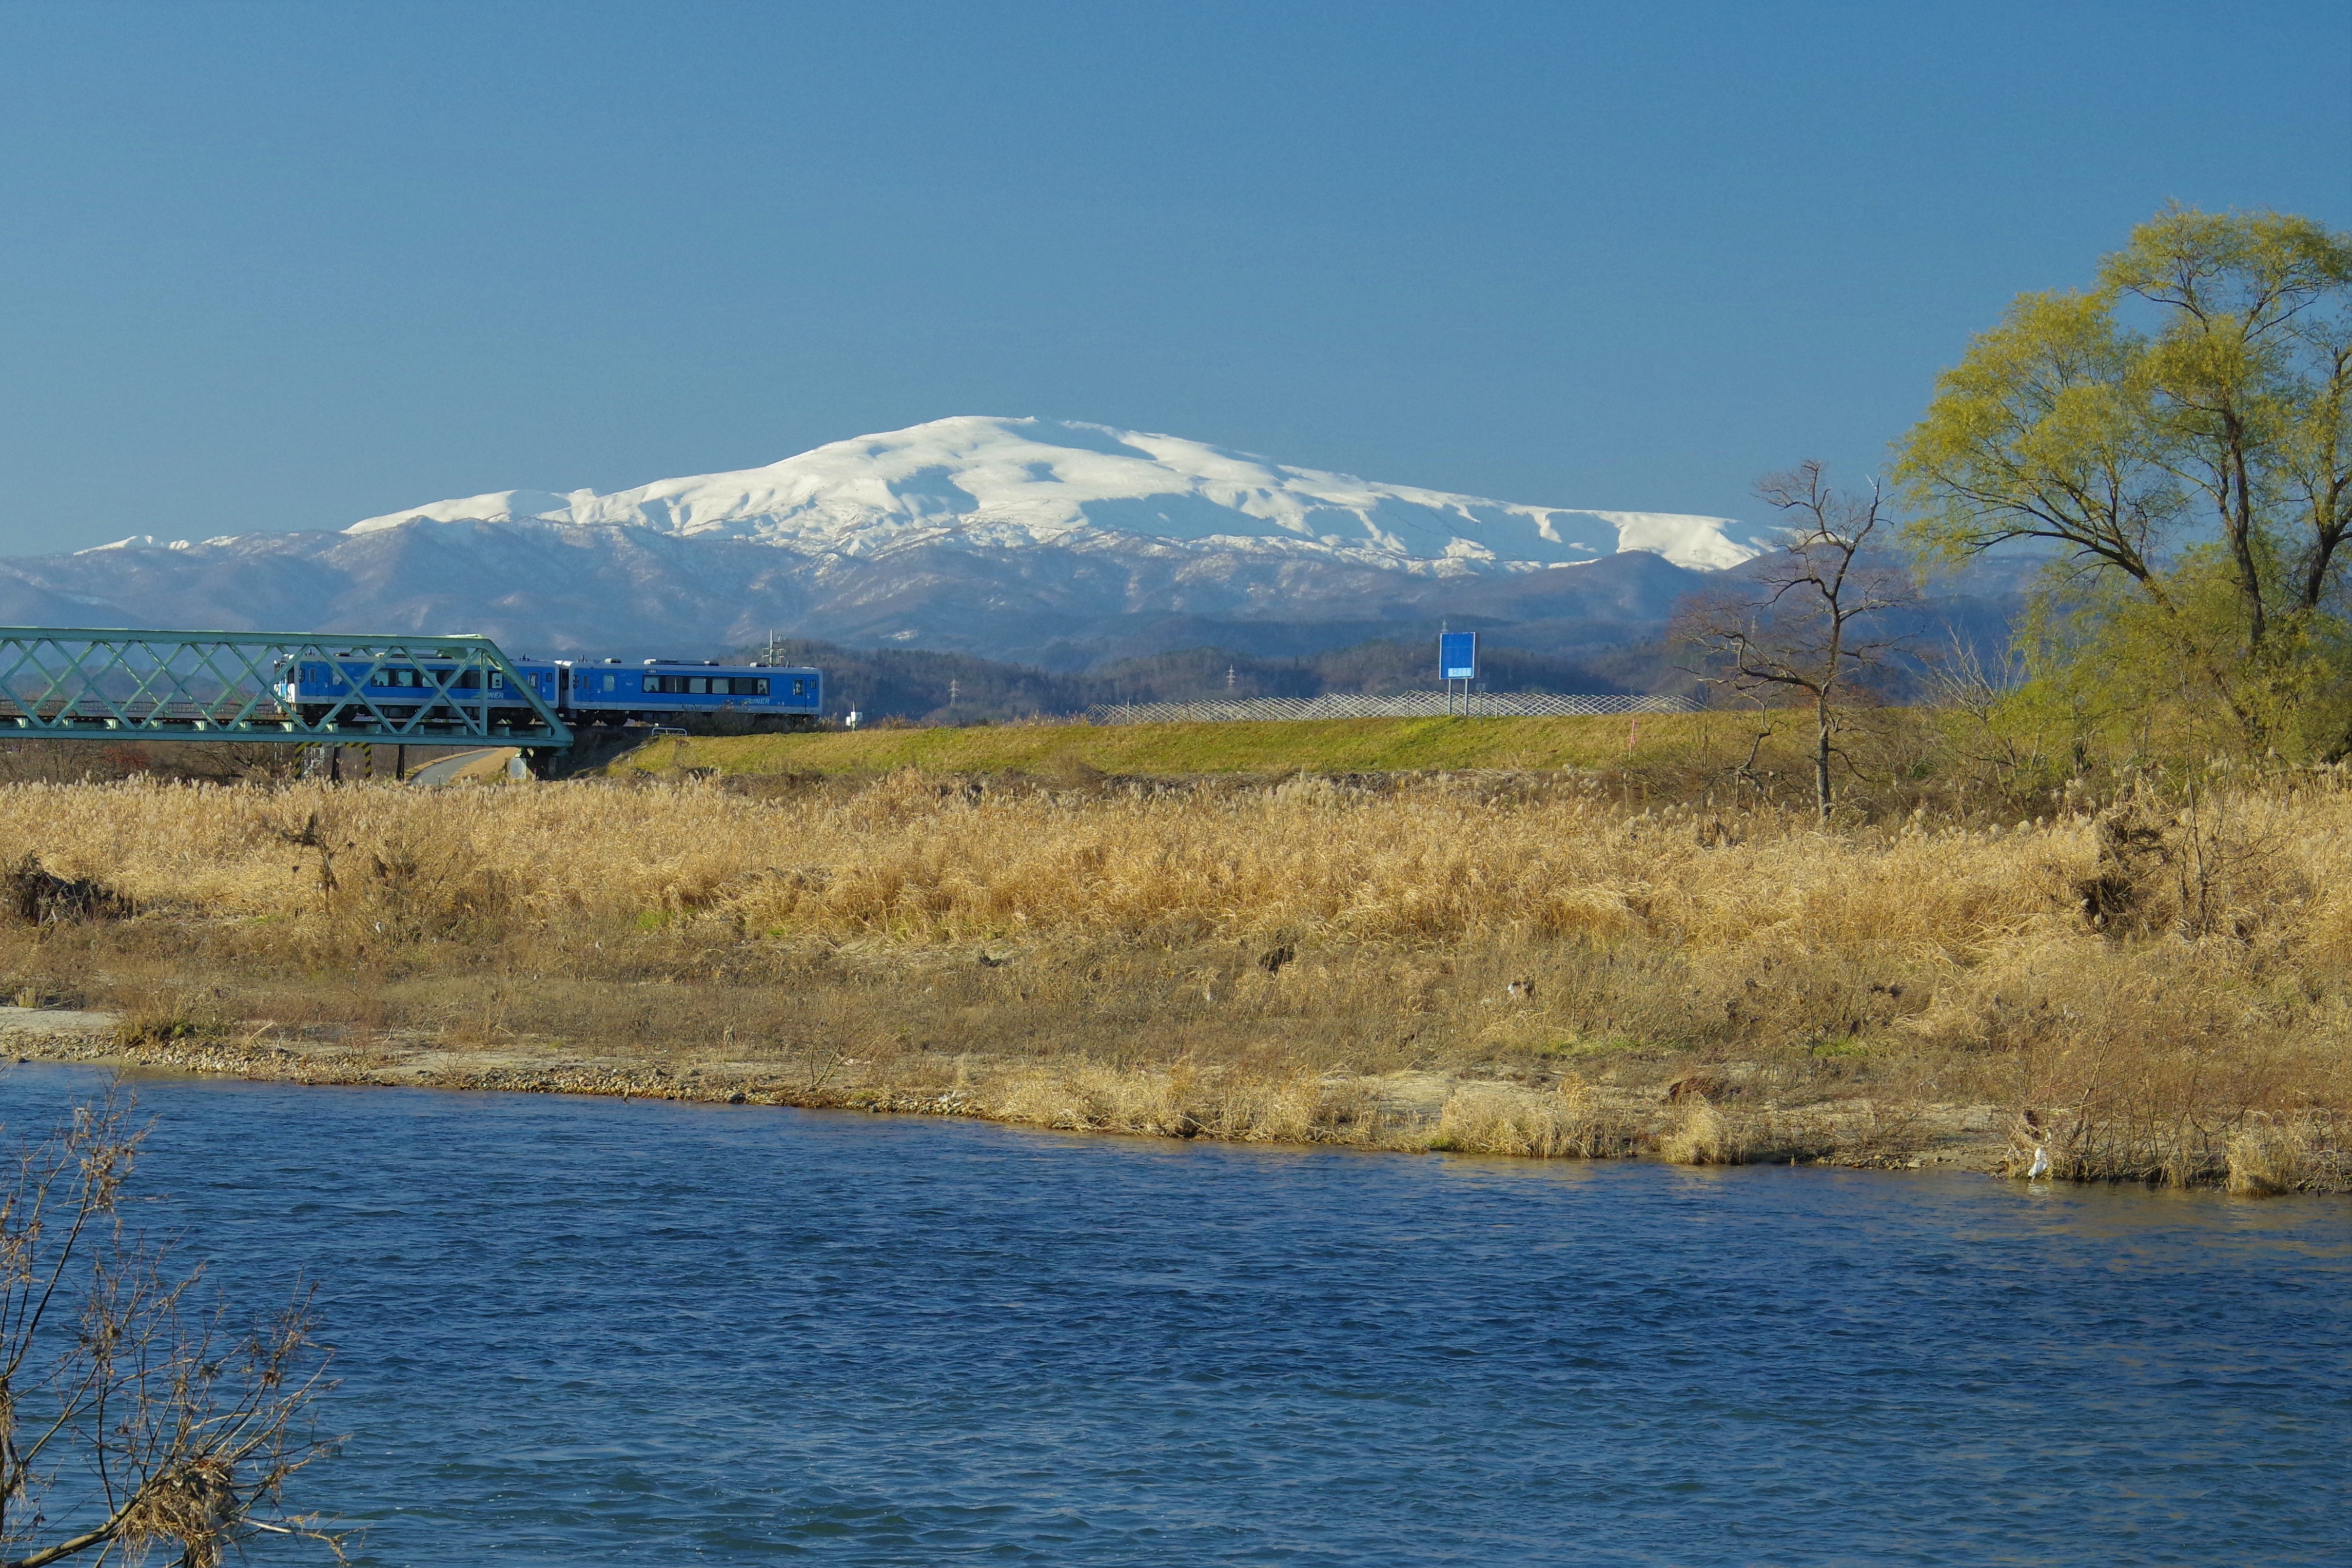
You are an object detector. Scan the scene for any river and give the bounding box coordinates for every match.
[3,1065,2343,1566]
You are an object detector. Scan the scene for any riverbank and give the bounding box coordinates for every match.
[2,768,2346,1190]
[0,766,2342,1194]
[0,1001,2029,1173]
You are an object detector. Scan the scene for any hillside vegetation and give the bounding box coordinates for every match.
[747,635,1685,726]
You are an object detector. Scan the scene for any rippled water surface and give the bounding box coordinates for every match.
[6,1066,2345,1566]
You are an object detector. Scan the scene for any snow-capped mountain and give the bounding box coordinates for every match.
[341,417,1771,574]
[1,418,1777,668]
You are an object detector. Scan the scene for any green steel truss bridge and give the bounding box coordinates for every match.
[0,626,573,748]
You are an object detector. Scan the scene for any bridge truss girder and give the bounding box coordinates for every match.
[0,627,573,748]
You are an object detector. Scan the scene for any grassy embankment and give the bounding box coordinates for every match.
[611,713,1699,780]
[0,715,2345,1192]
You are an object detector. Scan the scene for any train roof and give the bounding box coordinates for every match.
[559,658,820,671]
[310,653,820,671]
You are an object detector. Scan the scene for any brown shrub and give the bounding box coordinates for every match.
[2,855,132,926]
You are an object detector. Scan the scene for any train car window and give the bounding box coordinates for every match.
[501,667,816,699]
[645,672,752,695]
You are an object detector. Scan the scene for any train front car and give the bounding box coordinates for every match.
[561,660,821,733]
[282,656,561,733]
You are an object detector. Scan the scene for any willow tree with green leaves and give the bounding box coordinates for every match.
[1896,206,2352,760]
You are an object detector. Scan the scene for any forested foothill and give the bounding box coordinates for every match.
[740,634,1701,726]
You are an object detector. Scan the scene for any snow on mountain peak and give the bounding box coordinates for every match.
[346,416,1768,574]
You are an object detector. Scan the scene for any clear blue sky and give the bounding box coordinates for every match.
[0,0,2344,555]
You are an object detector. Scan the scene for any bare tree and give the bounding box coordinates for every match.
[1676,462,1914,820]
[0,1089,341,1567]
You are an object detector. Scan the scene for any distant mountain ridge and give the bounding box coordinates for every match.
[0,417,1792,670]
[329,416,1774,574]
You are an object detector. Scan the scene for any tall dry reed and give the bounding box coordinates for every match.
[0,771,2343,1186]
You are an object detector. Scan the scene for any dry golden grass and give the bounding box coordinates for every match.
[0,768,2344,1187]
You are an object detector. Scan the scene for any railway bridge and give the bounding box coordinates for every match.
[0,626,574,765]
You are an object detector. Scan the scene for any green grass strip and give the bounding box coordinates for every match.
[606,714,1715,778]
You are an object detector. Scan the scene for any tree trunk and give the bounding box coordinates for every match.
[2223,411,2269,655]
[1814,693,1832,822]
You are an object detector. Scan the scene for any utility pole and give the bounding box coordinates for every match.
[1226,665,1236,690]
[949,677,959,707]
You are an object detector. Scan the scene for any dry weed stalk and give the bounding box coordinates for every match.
[1435,1080,1635,1158]
[1656,1100,1738,1165]
[0,1089,340,1566]
[2225,1114,2343,1196]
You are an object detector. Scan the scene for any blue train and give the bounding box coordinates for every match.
[280,656,823,734]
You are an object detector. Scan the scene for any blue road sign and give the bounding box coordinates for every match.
[1440,631,1478,681]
